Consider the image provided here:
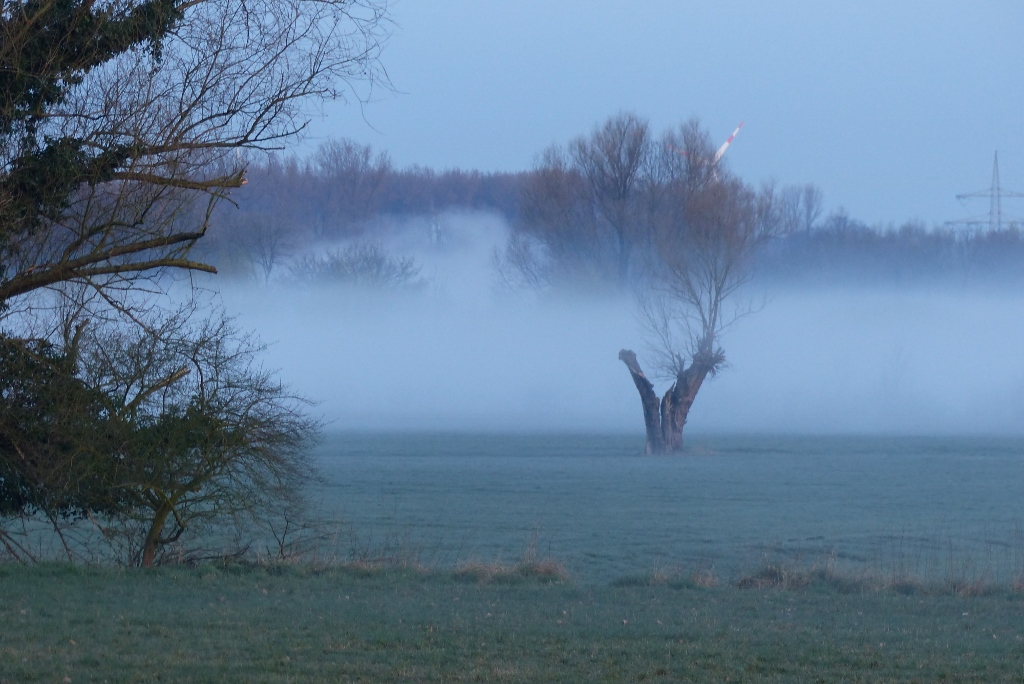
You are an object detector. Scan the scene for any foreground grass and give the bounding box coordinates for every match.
[2,564,1024,682]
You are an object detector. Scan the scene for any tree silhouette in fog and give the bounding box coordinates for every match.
[618,120,788,453]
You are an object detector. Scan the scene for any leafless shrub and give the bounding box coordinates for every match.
[289,242,425,290]
[74,306,320,567]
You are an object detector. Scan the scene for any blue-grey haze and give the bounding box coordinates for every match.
[215,212,1024,436]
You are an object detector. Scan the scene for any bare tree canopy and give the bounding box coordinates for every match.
[568,113,652,285]
[0,0,389,318]
[288,241,423,290]
[512,112,654,289]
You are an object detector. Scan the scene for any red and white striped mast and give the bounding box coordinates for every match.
[714,121,744,164]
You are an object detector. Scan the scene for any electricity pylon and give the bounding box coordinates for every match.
[948,152,1024,232]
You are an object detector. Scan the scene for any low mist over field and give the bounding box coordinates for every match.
[212,212,1024,436]
[697,290,1024,434]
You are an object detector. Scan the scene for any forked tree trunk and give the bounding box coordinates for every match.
[618,349,718,454]
[141,504,172,568]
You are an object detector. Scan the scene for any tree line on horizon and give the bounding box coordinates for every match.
[200,134,1024,291]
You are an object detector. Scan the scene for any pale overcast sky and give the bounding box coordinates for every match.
[310,1,1024,227]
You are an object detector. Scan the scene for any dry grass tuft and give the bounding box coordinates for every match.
[735,564,808,590]
[732,559,1019,597]
[690,569,720,588]
[735,561,870,593]
[453,558,569,585]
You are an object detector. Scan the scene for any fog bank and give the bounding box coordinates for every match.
[212,215,1024,435]
[695,290,1024,435]
[213,287,1024,435]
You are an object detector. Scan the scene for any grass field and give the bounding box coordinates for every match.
[5,434,1024,680]
[3,563,1024,683]
[313,433,1024,584]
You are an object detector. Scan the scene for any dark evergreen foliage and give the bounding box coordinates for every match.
[1,1,183,235]
[0,335,126,519]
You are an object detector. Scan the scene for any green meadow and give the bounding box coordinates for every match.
[6,433,1024,682]
[3,563,1024,683]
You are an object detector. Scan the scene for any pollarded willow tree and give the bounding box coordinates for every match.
[619,121,789,454]
[501,113,795,452]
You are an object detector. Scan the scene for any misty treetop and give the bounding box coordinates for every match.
[198,147,524,282]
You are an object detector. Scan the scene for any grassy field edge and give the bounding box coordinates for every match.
[3,561,1024,682]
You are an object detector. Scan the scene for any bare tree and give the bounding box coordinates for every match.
[0,4,384,545]
[313,138,392,237]
[0,4,385,555]
[510,113,653,289]
[514,145,602,286]
[799,184,824,235]
[493,231,550,291]
[244,217,292,284]
[289,241,424,291]
[569,113,652,286]
[778,183,824,236]
[619,125,787,453]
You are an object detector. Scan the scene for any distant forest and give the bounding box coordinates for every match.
[199,138,1024,290]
